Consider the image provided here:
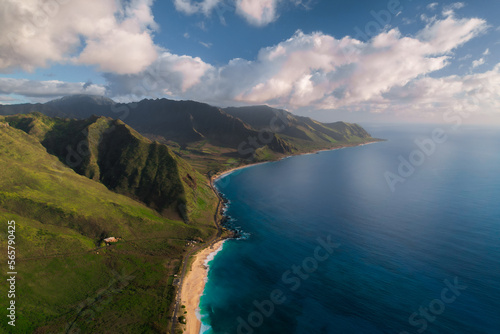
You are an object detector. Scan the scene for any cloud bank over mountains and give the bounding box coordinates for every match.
[0,0,498,121]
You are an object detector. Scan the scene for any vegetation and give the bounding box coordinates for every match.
[0,115,218,333]
[0,97,380,333]
[0,96,381,176]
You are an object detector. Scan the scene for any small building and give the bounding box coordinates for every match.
[104,237,118,244]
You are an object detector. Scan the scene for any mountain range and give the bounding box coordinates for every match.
[0,95,377,173]
[0,95,378,332]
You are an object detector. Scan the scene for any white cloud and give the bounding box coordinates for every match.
[472,58,485,68]
[416,11,487,54]
[226,12,486,109]
[443,2,465,16]
[102,10,490,120]
[0,78,106,98]
[235,0,279,26]
[383,64,500,117]
[3,7,495,121]
[105,52,213,99]
[402,17,415,25]
[172,0,305,27]
[427,3,438,10]
[162,53,213,91]
[0,0,158,74]
[469,49,490,70]
[200,41,213,48]
[450,2,465,9]
[173,0,222,15]
[458,54,472,61]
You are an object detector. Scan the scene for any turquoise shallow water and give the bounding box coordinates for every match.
[199,124,500,334]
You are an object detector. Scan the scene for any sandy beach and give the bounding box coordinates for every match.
[180,240,226,334]
[178,140,380,333]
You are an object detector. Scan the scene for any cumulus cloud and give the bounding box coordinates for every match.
[231,13,486,109]
[101,9,494,121]
[0,0,158,74]
[235,0,280,26]
[0,78,106,98]
[383,64,500,117]
[2,6,495,120]
[105,52,213,98]
[102,10,490,118]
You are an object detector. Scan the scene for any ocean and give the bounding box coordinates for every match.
[199,124,500,334]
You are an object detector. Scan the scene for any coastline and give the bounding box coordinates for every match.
[178,138,381,333]
[210,139,383,184]
[180,239,226,334]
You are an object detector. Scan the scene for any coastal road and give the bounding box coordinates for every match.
[170,171,224,334]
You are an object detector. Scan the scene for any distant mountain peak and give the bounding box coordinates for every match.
[46,94,116,106]
[0,96,377,164]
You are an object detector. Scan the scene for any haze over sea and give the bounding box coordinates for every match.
[200,124,500,334]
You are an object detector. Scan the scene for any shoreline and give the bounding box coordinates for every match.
[180,239,226,334]
[178,138,381,333]
[211,139,383,184]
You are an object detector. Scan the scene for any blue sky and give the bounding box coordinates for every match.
[0,0,499,124]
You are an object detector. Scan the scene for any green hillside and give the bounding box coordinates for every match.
[0,99,380,333]
[224,105,373,148]
[0,116,218,333]
[3,113,217,224]
[0,96,381,175]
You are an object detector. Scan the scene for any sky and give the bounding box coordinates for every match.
[0,0,499,124]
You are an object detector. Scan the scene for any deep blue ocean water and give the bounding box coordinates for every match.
[199,124,500,334]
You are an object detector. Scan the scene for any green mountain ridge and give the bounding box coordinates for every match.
[0,96,380,333]
[0,113,219,333]
[0,95,380,174]
[3,113,215,222]
[224,105,372,143]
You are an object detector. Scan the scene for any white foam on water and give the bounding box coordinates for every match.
[198,241,227,334]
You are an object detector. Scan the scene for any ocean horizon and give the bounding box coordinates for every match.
[199,124,500,334]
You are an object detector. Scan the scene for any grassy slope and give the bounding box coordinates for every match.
[0,109,377,332]
[0,120,217,333]
[4,113,218,226]
[168,119,379,175]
